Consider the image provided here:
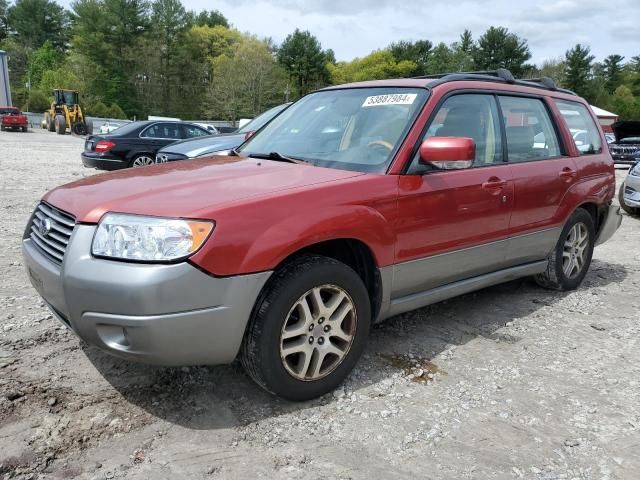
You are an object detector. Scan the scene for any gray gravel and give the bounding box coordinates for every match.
[1,129,639,479]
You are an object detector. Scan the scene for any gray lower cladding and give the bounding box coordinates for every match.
[22,224,272,366]
[623,173,640,208]
[375,227,561,322]
[595,204,623,246]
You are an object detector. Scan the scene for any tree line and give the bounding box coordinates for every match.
[1,0,639,121]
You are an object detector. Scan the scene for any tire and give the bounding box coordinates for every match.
[619,184,639,216]
[55,114,66,135]
[71,122,86,135]
[535,208,595,291]
[129,154,155,168]
[21,126,27,132]
[84,117,94,135]
[240,255,371,401]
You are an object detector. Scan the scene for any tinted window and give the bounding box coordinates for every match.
[141,123,181,139]
[423,94,503,166]
[499,96,561,162]
[554,101,603,155]
[183,124,210,138]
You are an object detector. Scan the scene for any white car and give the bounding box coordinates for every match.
[99,121,127,134]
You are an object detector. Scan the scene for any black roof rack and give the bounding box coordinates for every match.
[414,69,576,96]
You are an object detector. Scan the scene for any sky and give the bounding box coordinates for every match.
[60,0,640,65]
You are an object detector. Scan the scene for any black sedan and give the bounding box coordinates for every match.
[81,121,211,170]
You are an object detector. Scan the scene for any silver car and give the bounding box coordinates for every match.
[620,161,640,216]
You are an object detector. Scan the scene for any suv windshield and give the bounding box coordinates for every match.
[238,103,290,134]
[0,107,18,115]
[238,88,428,173]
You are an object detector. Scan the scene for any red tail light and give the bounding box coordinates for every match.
[95,140,116,152]
[244,130,255,141]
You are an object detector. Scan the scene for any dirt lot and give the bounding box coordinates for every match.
[1,128,639,480]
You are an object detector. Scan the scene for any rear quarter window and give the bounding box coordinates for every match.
[554,101,603,155]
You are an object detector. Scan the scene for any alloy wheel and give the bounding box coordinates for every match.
[280,284,357,381]
[562,222,589,279]
[132,155,154,167]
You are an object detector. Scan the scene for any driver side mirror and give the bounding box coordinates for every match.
[419,137,475,170]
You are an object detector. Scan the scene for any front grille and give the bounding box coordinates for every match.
[28,203,76,264]
[611,145,640,155]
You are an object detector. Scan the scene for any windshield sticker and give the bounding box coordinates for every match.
[362,93,417,107]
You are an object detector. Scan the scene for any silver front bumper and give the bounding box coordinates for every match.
[22,225,272,366]
[623,173,640,208]
[595,203,623,246]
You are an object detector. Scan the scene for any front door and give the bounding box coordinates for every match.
[393,93,514,298]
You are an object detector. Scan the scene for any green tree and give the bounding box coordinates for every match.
[427,42,456,74]
[87,100,109,117]
[107,103,127,118]
[25,89,50,112]
[208,37,287,120]
[277,29,331,96]
[389,40,432,76]
[610,85,640,120]
[563,44,594,98]
[192,9,228,28]
[327,50,416,84]
[603,54,625,93]
[29,42,62,88]
[472,26,532,76]
[0,0,9,42]
[7,0,69,50]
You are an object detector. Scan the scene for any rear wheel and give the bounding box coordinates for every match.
[21,126,27,132]
[54,114,66,135]
[241,255,371,401]
[130,154,155,168]
[619,184,639,216]
[535,208,595,291]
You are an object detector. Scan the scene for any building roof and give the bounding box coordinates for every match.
[590,105,617,118]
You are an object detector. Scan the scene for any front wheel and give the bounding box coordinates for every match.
[535,208,595,291]
[241,255,371,401]
[54,114,66,135]
[619,184,639,216]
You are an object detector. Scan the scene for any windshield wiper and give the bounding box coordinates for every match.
[248,151,309,164]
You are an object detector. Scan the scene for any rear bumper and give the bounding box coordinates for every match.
[22,224,272,366]
[595,204,623,246]
[81,152,127,171]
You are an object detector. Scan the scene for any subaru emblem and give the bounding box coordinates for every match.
[40,218,52,237]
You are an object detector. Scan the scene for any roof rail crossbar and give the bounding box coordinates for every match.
[414,69,514,82]
[414,68,577,96]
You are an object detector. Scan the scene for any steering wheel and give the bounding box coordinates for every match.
[367,140,394,151]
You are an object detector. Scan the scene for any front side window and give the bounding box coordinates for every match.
[554,100,603,155]
[238,88,428,173]
[421,94,503,167]
[499,96,561,162]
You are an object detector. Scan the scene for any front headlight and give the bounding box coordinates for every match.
[631,162,640,177]
[92,213,214,262]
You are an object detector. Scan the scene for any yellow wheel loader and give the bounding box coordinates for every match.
[43,90,93,135]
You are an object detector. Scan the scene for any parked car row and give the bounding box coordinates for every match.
[25,69,622,400]
[82,106,289,171]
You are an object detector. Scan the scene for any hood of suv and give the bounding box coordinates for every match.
[612,121,640,142]
[44,156,363,223]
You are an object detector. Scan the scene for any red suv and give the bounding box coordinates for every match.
[22,70,622,400]
[1,106,29,132]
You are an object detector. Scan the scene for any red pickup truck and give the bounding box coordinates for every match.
[22,70,622,400]
[1,106,29,132]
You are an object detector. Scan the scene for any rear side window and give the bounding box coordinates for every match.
[141,123,181,139]
[554,100,603,155]
[183,124,209,138]
[498,96,561,162]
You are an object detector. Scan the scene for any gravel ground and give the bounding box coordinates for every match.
[1,129,639,480]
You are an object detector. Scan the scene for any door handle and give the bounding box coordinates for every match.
[482,177,507,190]
[559,167,577,180]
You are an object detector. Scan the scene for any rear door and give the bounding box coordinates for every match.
[139,122,183,152]
[498,95,577,265]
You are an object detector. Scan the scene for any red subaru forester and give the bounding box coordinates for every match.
[22,70,622,400]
